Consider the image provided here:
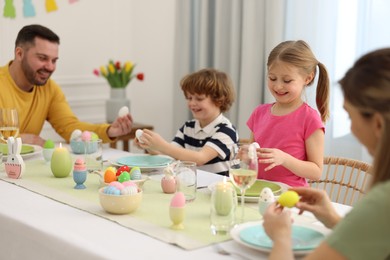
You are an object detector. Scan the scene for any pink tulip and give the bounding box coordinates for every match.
[93,69,99,76]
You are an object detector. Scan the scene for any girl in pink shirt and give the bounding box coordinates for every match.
[247,40,330,187]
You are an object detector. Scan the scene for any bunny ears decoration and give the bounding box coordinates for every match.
[4,137,25,179]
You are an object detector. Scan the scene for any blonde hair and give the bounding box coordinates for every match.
[267,40,330,122]
[339,48,390,186]
[180,68,235,112]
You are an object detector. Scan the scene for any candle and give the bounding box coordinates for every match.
[50,143,72,178]
[214,176,234,216]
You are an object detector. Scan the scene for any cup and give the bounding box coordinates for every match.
[84,139,103,172]
[210,182,237,235]
[175,161,197,202]
[42,148,54,163]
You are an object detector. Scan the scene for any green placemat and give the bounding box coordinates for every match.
[0,160,261,250]
[0,144,35,155]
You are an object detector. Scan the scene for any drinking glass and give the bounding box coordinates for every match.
[229,144,258,222]
[0,108,19,143]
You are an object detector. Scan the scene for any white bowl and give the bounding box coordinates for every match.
[98,187,142,214]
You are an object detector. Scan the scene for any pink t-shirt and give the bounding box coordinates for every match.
[247,103,324,187]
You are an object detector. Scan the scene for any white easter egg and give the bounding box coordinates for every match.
[259,187,275,203]
[251,142,261,149]
[135,129,144,143]
[70,129,82,141]
[258,187,275,215]
[118,106,129,117]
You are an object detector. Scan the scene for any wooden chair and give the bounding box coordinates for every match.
[308,156,372,206]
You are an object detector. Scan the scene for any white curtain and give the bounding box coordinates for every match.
[174,0,389,162]
[173,0,286,140]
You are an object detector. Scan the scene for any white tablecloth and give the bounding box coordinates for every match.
[0,148,352,260]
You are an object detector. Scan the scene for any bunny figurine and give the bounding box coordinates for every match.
[4,137,25,179]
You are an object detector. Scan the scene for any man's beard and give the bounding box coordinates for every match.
[21,58,52,86]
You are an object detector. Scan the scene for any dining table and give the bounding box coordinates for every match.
[0,146,352,260]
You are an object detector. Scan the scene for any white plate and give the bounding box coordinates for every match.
[0,144,42,161]
[208,180,290,203]
[230,221,330,256]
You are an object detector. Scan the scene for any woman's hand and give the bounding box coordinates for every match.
[263,202,292,240]
[263,203,294,260]
[292,187,341,229]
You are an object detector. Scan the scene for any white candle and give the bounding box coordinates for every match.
[214,176,234,216]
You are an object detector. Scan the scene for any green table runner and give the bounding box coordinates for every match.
[0,160,261,250]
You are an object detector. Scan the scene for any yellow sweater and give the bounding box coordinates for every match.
[0,62,112,143]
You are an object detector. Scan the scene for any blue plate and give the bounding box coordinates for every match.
[116,155,173,168]
[240,224,325,251]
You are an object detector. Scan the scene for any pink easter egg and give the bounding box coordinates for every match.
[170,192,186,208]
[81,131,92,141]
[122,181,137,187]
[109,181,125,191]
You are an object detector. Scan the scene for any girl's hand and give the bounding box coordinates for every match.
[263,202,292,241]
[258,148,289,171]
[292,187,341,229]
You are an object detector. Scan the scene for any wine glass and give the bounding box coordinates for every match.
[229,143,258,222]
[0,108,19,143]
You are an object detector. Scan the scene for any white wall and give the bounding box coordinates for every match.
[0,0,177,149]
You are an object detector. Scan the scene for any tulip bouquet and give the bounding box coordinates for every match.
[93,60,144,88]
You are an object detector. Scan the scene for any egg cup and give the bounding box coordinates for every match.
[169,207,185,230]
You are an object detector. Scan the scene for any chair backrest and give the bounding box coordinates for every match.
[308,156,372,206]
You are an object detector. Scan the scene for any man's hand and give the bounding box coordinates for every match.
[107,114,133,138]
[20,133,45,147]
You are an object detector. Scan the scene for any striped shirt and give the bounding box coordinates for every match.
[172,114,238,175]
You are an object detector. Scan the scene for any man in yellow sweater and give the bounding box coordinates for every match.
[0,24,133,146]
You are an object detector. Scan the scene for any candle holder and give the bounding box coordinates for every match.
[210,179,237,235]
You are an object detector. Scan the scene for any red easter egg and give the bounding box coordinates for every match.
[116,165,130,176]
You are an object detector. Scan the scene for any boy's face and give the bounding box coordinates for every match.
[185,93,220,127]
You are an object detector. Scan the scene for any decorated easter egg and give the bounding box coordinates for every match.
[130,167,142,180]
[135,129,144,143]
[118,106,129,117]
[118,171,131,183]
[70,129,82,141]
[258,187,275,215]
[278,190,299,208]
[122,181,137,188]
[104,168,117,183]
[81,131,92,141]
[116,165,130,176]
[43,139,55,149]
[104,185,121,195]
[109,181,125,191]
[91,132,99,141]
[121,186,138,195]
